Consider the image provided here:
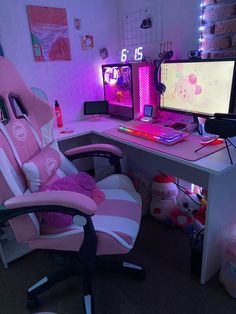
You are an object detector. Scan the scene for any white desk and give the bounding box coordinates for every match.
[54,116,123,142]
[54,117,236,284]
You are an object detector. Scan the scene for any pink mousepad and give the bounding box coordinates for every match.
[103,128,227,161]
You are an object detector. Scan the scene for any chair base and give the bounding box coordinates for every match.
[26,255,145,314]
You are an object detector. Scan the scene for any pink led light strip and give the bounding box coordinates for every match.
[138,66,150,115]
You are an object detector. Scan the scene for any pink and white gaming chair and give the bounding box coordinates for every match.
[0,56,144,314]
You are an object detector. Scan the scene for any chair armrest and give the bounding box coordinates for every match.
[64,143,123,158]
[64,143,123,174]
[0,191,97,224]
[0,191,98,260]
[5,191,97,214]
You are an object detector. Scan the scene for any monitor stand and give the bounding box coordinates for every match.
[193,116,203,136]
[169,120,197,133]
[140,116,153,122]
[84,114,107,121]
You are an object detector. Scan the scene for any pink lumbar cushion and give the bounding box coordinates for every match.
[39,172,105,228]
[22,141,63,192]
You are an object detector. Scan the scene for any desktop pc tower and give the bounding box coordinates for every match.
[102,62,157,120]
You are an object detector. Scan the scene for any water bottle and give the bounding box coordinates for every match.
[54,100,63,128]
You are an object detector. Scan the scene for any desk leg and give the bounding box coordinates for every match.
[201,168,236,284]
[0,241,8,268]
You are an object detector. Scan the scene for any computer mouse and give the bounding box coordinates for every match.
[200,135,223,145]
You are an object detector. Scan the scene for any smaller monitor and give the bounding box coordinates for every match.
[140,104,154,122]
[143,105,153,117]
[84,100,108,115]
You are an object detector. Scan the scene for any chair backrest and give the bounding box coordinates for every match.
[0,56,54,202]
[0,56,54,242]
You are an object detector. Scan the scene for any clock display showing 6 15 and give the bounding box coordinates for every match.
[120,47,143,62]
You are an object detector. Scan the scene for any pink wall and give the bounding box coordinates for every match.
[117,0,200,60]
[0,0,120,123]
[0,0,200,124]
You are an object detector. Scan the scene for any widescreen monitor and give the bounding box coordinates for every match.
[159,58,236,118]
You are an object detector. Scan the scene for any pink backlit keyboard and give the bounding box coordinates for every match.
[118,120,189,145]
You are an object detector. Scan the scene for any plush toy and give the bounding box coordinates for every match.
[167,190,206,233]
[39,172,105,228]
[192,195,207,232]
[149,174,178,222]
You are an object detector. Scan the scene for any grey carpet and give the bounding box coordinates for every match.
[0,216,236,314]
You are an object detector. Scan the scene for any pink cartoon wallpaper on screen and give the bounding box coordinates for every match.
[160,62,234,115]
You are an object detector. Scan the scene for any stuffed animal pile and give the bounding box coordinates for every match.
[149,174,207,234]
[168,189,206,233]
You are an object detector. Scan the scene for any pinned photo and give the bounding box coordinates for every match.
[74,18,81,30]
[81,35,94,51]
[100,48,108,59]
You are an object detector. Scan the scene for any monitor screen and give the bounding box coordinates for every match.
[84,100,108,115]
[159,59,236,118]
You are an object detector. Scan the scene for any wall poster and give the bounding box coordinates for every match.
[81,35,94,51]
[27,5,71,61]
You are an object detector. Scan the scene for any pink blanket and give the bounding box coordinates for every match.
[39,172,105,228]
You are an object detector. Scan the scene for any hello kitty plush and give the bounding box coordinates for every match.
[149,174,178,222]
[167,190,206,233]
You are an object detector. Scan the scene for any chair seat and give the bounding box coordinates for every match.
[30,175,142,255]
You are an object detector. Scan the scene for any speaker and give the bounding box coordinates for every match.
[188,49,201,59]
[205,116,236,138]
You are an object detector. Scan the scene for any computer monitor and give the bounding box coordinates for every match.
[84,100,108,115]
[159,58,236,118]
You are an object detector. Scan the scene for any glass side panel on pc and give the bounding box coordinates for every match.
[159,58,236,118]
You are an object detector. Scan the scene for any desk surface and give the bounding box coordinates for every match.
[54,117,236,176]
[54,116,122,141]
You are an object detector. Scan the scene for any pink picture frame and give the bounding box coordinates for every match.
[27,5,71,62]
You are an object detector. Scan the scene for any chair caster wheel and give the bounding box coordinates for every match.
[83,294,95,314]
[26,297,39,310]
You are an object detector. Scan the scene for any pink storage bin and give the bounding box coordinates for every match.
[219,220,236,298]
